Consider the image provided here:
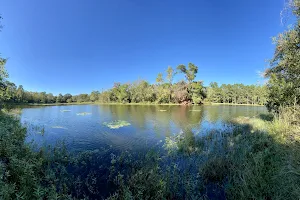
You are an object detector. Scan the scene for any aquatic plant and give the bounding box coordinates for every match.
[51,126,67,129]
[76,112,92,116]
[103,120,131,129]
[60,110,71,112]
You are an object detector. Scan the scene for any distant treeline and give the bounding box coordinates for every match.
[206,82,267,105]
[1,63,268,105]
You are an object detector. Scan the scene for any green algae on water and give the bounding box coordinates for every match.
[76,112,92,116]
[60,110,71,112]
[103,120,131,129]
[51,126,67,129]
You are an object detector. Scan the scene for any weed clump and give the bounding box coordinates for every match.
[103,120,131,129]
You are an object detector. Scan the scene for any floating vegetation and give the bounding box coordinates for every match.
[37,127,45,135]
[189,109,202,112]
[60,110,71,112]
[51,126,67,129]
[76,112,92,116]
[159,110,167,112]
[103,120,131,129]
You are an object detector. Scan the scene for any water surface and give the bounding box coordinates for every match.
[21,104,267,151]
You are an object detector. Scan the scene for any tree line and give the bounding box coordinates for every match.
[1,62,268,105]
[206,82,268,105]
[0,82,91,104]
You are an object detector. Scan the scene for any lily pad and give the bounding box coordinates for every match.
[159,110,167,112]
[60,110,71,112]
[103,120,131,129]
[189,110,202,112]
[51,126,67,129]
[76,112,92,116]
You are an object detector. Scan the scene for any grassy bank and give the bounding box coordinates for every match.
[0,107,299,199]
[208,102,265,106]
[224,109,300,199]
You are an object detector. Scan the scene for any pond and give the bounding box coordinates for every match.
[21,104,267,152]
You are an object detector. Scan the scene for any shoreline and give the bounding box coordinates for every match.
[209,102,265,106]
[11,102,265,107]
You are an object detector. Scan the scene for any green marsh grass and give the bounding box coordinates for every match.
[103,120,131,129]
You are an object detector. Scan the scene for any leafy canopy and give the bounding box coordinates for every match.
[265,0,300,111]
[177,63,198,83]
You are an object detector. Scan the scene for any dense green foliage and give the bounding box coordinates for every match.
[0,62,266,105]
[0,113,72,199]
[0,63,206,105]
[97,79,206,105]
[206,82,268,105]
[0,85,90,104]
[265,0,300,111]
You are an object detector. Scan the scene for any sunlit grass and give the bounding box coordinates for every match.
[2,108,22,116]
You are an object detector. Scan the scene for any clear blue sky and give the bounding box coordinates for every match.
[0,0,287,95]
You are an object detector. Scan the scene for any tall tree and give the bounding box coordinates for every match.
[16,85,25,102]
[156,73,164,85]
[191,81,205,104]
[0,16,8,107]
[77,94,89,103]
[166,66,174,102]
[166,66,174,84]
[177,63,198,83]
[56,93,63,103]
[46,93,55,103]
[0,58,7,105]
[265,0,300,111]
[62,93,72,103]
[90,91,100,102]
[4,81,16,102]
[39,92,47,103]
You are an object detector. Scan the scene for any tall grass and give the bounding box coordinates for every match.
[223,106,300,199]
[0,112,71,199]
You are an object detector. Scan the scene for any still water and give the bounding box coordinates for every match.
[21,104,267,151]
